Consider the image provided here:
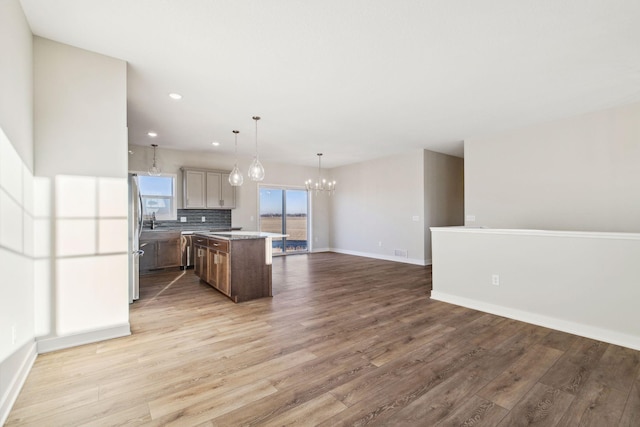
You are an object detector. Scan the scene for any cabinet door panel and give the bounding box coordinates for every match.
[194,244,208,280]
[220,174,235,208]
[139,241,156,271]
[207,248,218,288]
[206,172,222,208]
[217,251,230,295]
[157,239,181,268]
[185,170,206,208]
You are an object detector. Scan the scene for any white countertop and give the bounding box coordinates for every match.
[197,231,289,240]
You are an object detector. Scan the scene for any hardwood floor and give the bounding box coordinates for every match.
[7,252,640,426]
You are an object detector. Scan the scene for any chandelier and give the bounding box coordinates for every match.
[305,153,336,195]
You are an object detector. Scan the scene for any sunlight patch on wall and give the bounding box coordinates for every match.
[50,174,129,336]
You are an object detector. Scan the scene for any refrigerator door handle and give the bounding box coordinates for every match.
[138,192,143,238]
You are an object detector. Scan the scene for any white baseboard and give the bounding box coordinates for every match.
[431,291,640,351]
[310,247,331,253]
[36,323,131,354]
[0,341,37,426]
[330,248,430,266]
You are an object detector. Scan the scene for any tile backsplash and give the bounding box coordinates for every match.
[144,209,232,231]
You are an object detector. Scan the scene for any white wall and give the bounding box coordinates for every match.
[424,150,464,263]
[34,38,128,179]
[465,102,640,232]
[0,0,33,170]
[127,146,331,250]
[33,38,130,351]
[433,101,640,351]
[431,228,640,350]
[329,150,426,264]
[0,1,36,423]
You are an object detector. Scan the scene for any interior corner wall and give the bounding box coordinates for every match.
[329,150,426,265]
[464,101,640,232]
[423,150,464,263]
[0,1,36,423]
[33,37,130,351]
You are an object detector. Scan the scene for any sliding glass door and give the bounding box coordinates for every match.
[259,187,308,254]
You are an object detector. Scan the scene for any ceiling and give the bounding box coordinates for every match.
[20,0,640,168]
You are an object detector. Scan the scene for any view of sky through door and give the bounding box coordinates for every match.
[259,187,308,254]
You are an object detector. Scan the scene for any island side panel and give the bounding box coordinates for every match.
[229,238,272,302]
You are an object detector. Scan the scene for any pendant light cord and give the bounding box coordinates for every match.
[253,116,260,160]
[233,130,239,160]
[152,144,158,168]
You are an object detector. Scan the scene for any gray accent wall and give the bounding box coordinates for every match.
[424,150,464,262]
[330,149,464,265]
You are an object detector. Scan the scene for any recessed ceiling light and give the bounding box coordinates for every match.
[147,131,158,137]
[169,93,182,100]
[212,141,220,146]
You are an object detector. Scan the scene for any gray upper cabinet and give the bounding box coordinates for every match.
[219,173,235,208]
[184,170,206,208]
[182,167,236,209]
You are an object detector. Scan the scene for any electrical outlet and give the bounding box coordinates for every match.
[201,217,206,222]
[12,324,17,345]
[180,217,187,223]
[492,274,500,286]
[466,215,476,222]
[412,215,419,222]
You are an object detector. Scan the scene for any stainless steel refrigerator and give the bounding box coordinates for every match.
[128,173,144,302]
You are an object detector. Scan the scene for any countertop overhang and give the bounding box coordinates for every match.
[194,231,289,241]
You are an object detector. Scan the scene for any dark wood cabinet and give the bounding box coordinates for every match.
[194,235,271,302]
[139,241,157,271]
[139,231,181,273]
[194,237,208,280]
[156,239,181,268]
[208,247,230,296]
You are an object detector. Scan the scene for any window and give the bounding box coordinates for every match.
[138,173,177,220]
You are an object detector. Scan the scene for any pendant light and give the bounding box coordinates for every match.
[248,116,265,181]
[228,130,244,186]
[305,153,336,195]
[148,144,161,176]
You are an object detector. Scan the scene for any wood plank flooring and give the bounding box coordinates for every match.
[7,252,640,426]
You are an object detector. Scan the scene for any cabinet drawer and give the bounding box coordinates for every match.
[208,238,229,252]
[193,237,208,246]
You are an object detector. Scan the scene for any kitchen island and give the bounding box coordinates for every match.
[192,231,285,302]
